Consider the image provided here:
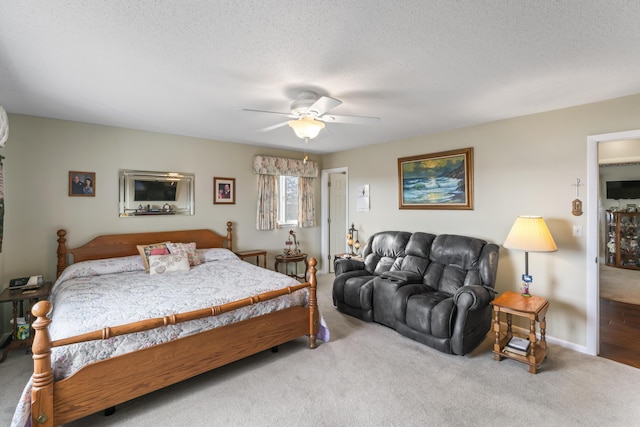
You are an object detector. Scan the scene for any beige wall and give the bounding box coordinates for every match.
[0,115,323,333]
[2,93,640,348]
[322,93,640,349]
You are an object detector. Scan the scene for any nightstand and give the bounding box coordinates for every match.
[491,291,549,374]
[235,249,267,268]
[275,253,308,282]
[0,282,53,363]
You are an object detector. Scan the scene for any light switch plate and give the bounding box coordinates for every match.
[573,225,583,237]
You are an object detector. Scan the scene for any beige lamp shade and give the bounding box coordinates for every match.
[288,116,325,140]
[503,216,557,253]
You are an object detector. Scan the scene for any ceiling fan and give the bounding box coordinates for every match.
[242,90,380,140]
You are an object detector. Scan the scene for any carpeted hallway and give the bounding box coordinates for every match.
[2,273,640,426]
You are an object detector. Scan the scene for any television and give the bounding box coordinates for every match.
[134,180,177,201]
[606,180,640,200]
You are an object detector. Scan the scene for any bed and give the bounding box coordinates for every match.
[14,222,322,427]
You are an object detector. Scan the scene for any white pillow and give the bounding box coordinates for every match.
[148,254,190,276]
[198,248,240,263]
[166,242,202,266]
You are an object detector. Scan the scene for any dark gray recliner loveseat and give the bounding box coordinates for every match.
[333,231,499,355]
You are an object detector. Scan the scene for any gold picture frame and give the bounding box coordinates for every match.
[398,147,473,210]
[213,177,235,204]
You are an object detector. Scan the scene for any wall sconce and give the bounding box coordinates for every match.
[347,223,360,256]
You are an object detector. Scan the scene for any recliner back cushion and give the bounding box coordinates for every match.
[399,232,436,276]
[425,234,487,294]
[430,234,485,269]
[362,231,412,275]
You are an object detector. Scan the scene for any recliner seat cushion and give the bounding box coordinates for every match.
[404,291,454,338]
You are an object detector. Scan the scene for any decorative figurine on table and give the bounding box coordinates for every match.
[284,230,300,256]
[521,274,533,297]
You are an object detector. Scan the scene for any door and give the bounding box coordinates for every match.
[328,172,347,273]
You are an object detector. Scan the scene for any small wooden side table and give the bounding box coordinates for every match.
[491,291,549,374]
[235,249,267,268]
[0,282,53,363]
[274,253,309,282]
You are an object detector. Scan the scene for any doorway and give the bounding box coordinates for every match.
[321,167,348,274]
[587,129,640,357]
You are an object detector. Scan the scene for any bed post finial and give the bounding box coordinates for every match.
[308,258,318,349]
[57,229,68,278]
[31,300,54,426]
[226,221,233,252]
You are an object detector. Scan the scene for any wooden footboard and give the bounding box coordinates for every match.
[30,259,318,426]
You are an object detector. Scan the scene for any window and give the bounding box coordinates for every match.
[278,175,298,226]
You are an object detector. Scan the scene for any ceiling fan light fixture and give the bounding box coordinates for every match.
[288,116,325,140]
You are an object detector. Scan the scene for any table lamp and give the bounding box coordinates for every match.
[503,216,557,297]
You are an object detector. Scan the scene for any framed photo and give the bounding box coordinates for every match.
[69,171,96,197]
[213,177,235,204]
[397,147,473,210]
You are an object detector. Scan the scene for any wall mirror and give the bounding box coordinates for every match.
[119,169,195,217]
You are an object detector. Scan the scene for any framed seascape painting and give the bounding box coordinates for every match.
[213,177,235,204]
[69,171,95,197]
[397,147,473,210]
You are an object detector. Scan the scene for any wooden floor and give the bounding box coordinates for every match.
[599,265,640,368]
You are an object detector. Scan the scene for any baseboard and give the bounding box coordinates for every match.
[510,325,589,355]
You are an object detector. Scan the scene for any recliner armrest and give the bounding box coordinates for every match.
[453,285,494,311]
[379,270,423,285]
[334,258,366,276]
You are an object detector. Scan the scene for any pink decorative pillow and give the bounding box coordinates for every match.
[137,242,170,272]
[166,242,202,266]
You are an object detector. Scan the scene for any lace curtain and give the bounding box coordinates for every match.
[298,177,315,228]
[256,174,277,231]
[253,156,318,230]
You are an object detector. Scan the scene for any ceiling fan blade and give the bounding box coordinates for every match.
[319,114,381,125]
[241,108,294,118]
[255,121,290,133]
[308,96,342,116]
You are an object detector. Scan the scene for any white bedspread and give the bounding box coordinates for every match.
[12,248,327,427]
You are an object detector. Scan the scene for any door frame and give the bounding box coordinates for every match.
[586,129,640,356]
[321,167,349,274]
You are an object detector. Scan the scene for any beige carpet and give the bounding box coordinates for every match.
[2,274,640,426]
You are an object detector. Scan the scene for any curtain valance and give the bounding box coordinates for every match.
[253,155,318,178]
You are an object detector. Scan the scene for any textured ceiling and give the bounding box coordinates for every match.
[1,1,640,154]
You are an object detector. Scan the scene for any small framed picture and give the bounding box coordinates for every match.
[69,171,95,197]
[213,177,235,204]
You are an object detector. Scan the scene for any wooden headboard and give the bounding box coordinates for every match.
[56,221,233,277]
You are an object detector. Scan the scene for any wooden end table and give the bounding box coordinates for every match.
[235,249,267,268]
[0,282,53,363]
[274,253,309,282]
[490,291,549,374]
